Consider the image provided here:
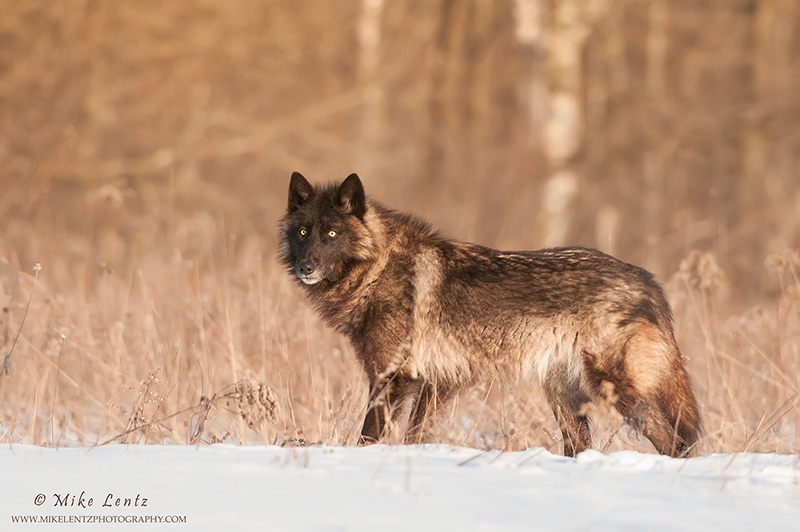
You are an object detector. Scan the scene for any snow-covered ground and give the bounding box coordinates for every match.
[2,444,799,531]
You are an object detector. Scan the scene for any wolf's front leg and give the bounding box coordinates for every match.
[360,375,423,444]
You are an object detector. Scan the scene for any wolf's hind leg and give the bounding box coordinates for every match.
[544,378,593,457]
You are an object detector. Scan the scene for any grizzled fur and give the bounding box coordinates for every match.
[280,172,701,457]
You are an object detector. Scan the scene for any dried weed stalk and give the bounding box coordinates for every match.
[104,376,279,446]
[1,263,41,378]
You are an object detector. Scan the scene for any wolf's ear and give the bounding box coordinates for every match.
[336,173,366,219]
[288,172,314,212]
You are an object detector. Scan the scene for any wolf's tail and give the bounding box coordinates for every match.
[657,345,702,455]
[588,322,702,457]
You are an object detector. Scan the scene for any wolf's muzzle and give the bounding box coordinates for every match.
[296,260,321,285]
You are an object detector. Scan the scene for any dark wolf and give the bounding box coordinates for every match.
[279,172,701,457]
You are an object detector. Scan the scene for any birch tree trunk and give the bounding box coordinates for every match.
[539,0,602,247]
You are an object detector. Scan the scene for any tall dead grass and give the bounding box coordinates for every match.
[1,212,798,454]
[1,1,798,454]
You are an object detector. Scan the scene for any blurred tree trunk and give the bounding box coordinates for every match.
[424,0,521,240]
[540,0,597,248]
[425,0,471,185]
[357,0,385,176]
[641,0,668,266]
[751,0,800,250]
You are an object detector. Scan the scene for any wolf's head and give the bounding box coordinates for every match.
[280,172,371,287]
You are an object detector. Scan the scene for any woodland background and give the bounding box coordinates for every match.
[1,1,799,454]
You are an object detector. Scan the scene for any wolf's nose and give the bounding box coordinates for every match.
[297,260,315,276]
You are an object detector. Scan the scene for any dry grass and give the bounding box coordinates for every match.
[1,2,799,454]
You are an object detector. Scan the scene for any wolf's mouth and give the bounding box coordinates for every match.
[297,269,324,285]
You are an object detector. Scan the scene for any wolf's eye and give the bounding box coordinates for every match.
[298,228,307,238]
[328,230,337,238]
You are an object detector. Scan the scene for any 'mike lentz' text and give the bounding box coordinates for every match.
[51,492,148,508]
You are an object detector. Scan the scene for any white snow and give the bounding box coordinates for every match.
[2,444,799,531]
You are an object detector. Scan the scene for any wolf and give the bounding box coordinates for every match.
[279,172,701,457]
